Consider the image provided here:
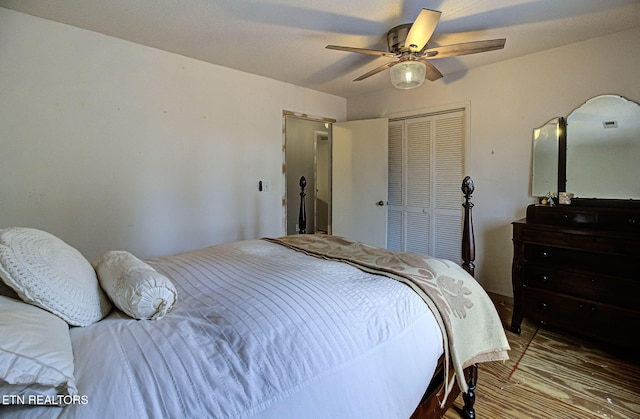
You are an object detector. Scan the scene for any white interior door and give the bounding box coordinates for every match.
[332,118,388,248]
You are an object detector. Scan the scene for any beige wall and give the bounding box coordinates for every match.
[0,8,346,260]
[2,6,638,297]
[347,27,640,296]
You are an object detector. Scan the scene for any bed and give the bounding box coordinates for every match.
[0,177,509,419]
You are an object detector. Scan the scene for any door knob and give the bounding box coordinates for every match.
[376,201,385,206]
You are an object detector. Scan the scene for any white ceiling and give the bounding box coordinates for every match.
[2,0,640,98]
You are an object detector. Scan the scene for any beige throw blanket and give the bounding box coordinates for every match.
[265,235,510,395]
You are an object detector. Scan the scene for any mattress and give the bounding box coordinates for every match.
[2,239,443,418]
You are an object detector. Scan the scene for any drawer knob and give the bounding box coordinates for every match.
[540,274,549,282]
[579,304,598,312]
[539,250,549,258]
[539,302,548,310]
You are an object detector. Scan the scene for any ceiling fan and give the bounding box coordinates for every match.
[326,8,506,89]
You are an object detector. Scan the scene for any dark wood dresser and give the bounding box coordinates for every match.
[511,203,640,349]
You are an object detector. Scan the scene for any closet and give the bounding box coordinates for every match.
[387,109,466,262]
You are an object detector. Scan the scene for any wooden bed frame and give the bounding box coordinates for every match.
[297,175,478,419]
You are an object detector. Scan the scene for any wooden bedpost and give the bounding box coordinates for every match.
[298,176,307,234]
[410,177,479,419]
[461,176,476,277]
[461,176,478,419]
[461,364,478,419]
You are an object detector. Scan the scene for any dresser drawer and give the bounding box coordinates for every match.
[526,204,640,231]
[520,228,640,257]
[522,289,640,348]
[523,263,640,309]
[523,244,635,276]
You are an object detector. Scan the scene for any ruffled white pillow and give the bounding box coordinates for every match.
[0,227,112,327]
[93,251,177,320]
[0,295,77,404]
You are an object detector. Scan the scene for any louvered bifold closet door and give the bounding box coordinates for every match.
[386,110,465,260]
[387,121,404,252]
[404,116,432,254]
[433,111,464,262]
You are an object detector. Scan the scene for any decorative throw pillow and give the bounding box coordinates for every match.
[0,295,77,404]
[93,250,177,320]
[0,227,112,327]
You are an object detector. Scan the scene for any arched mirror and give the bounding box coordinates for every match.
[565,95,640,199]
[531,94,640,200]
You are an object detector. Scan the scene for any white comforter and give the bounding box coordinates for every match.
[3,240,443,419]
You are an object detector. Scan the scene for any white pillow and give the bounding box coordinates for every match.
[0,227,112,327]
[93,250,177,320]
[0,295,77,404]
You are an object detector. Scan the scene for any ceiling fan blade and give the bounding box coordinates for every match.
[424,38,506,59]
[354,61,397,81]
[417,59,443,81]
[326,45,395,57]
[405,9,442,52]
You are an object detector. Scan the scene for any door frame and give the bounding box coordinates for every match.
[282,110,335,236]
[314,130,330,234]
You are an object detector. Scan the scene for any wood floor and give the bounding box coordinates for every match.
[443,293,640,419]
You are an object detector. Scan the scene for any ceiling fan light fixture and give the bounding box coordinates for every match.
[390,60,426,89]
[327,9,506,89]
